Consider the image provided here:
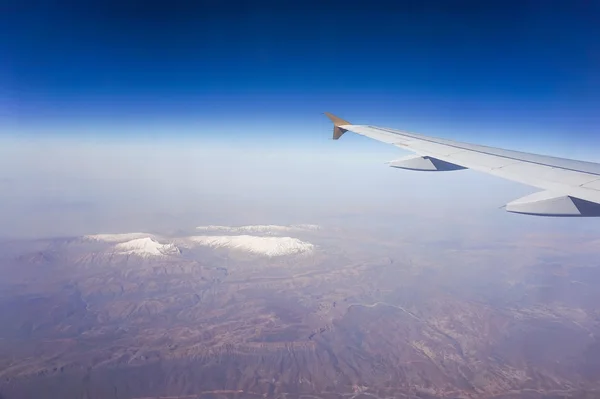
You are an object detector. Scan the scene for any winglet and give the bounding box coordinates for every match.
[324,112,351,140]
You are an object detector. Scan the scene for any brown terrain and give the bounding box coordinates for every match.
[0,224,599,399]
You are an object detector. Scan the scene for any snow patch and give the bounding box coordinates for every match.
[114,237,179,257]
[185,235,314,257]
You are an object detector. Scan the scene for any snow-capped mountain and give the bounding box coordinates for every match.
[80,224,319,258]
[184,235,314,257]
[114,237,180,257]
[82,234,179,258]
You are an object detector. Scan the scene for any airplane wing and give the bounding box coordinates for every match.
[325,112,600,217]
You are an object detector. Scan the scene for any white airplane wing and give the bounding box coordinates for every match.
[325,112,600,217]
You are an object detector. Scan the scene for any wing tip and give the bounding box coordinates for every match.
[324,112,350,140]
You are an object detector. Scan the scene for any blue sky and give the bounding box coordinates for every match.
[1,1,600,237]
[2,1,599,143]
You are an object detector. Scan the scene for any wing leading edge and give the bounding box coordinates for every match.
[325,112,600,217]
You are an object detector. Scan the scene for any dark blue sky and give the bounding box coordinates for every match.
[2,1,599,144]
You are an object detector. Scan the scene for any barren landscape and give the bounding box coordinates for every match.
[0,223,599,399]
